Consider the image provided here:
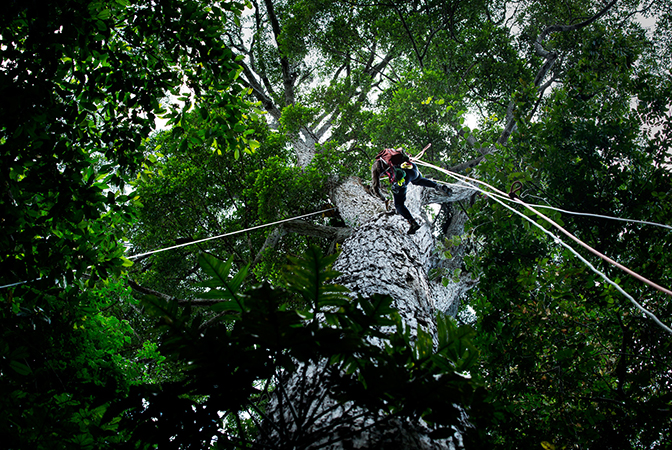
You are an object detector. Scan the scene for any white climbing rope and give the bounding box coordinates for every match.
[414,159,672,336]
[127,208,337,260]
[0,207,337,290]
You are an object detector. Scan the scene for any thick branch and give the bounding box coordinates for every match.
[535,0,618,54]
[314,111,338,141]
[364,52,395,80]
[282,219,351,242]
[249,0,281,103]
[252,226,287,268]
[393,4,424,68]
[449,155,486,173]
[489,0,617,153]
[127,279,226,306]
[239,61,282,120]
[252,221,352,269]
[532,0,618,86]
[262,0,296,106]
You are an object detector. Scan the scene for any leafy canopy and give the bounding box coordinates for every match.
[1,0,251,447]
[119,245,485,448]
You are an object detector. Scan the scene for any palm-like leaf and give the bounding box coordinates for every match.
[197,254,249,310]
[284,245,350,308]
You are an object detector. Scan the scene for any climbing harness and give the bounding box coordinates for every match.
[376,147,410,184]
[376,143,433,187]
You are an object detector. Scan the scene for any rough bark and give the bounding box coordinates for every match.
[332,177,475,335]
[257,359,467,450]
[258,177,474,449]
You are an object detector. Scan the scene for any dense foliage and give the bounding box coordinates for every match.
[1,0,249,446]
[467,20,672,449]
[128,107,349,292]
[2,0,672,448]
[115,246,484,448]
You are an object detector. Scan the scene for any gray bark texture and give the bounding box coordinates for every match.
[333,177,475,338]
[257,176,475,449]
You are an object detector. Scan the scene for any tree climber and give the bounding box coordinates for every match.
[371,148,451,235]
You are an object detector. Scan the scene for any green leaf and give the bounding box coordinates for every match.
[10,360,32,375]
[284,245,347,308]
[97,9,112,20]
[199,254,233,283]
[248,139,260,152]
[197,254,249,304]
[416,328,433,360]
[210,300,243,313]
[120,256,134,267]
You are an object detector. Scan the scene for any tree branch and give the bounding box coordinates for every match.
[282,219,351,242]
[393,4,424,68]
[535,0,618,51]
[127,279,227,306]
[252,221,351,271]
[262,0,296,106]
[448,155,486,173]
[252,226,287,268]
[249,0,282,103]
[238,61,282,120]
[489,0,618,153]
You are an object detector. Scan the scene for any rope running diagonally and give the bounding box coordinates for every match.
[126,207,338,260]
[0,207,338,290]
[413,159,672,336]
[415,159,672,296]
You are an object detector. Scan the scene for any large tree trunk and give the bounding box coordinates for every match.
[332,178,475,328]
[256,177,475,449]
[248,1,622,444]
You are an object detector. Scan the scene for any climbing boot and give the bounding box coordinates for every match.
[437,184,452,196]
[407,219,421,235]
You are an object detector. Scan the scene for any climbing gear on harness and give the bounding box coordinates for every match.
[376,147,410,184]
[394,167,406,184]
[407,218,421,235]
